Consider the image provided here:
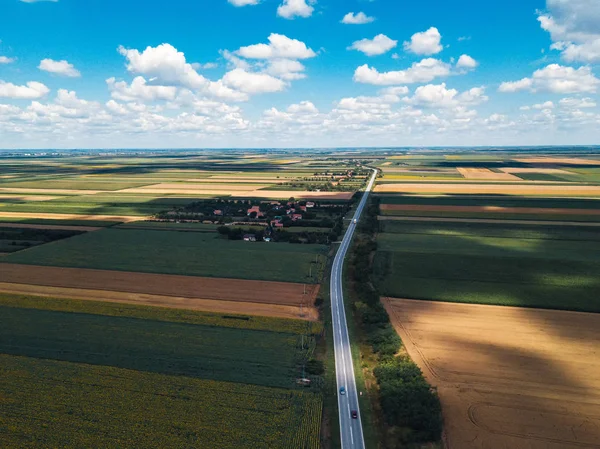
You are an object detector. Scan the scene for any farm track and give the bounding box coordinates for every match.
[0,263,320,308]
[384,298,600,449]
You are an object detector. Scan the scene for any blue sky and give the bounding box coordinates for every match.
[0,0,599,148]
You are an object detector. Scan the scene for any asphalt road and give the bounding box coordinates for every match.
[330,169,377,449]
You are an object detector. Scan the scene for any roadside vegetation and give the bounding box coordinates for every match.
[347,197,443,448]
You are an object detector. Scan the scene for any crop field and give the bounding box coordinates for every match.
[373,220,600,312]
[4,228,327,283]
[0,294,323,448]
[0,263,321,315]
[384,298,600,449]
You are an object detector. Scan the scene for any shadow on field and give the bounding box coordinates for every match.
[374,217,600,315]
[390,298,600,448]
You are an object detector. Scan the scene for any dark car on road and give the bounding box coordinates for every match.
[351,410,358,419]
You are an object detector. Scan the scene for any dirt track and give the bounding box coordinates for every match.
[0,282,317,321]
[384,298,600,449]
[374,183,600,196]
[0,263,319,308]
[380,204,600,216]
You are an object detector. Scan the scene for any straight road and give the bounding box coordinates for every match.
[330,168,377,449]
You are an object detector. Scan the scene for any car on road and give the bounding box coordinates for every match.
[351,410,358,419]
[339,386,346,395]
[353,219,357,224]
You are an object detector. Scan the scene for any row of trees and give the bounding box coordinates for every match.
[348,198,443,446]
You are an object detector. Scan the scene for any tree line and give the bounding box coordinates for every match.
[348,197,443,447]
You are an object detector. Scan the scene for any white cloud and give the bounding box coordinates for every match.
[191,62,218,70]
[0,81,50,99]
[538,0,600,63]
[287,101,318,114]
[559,97,597,108]
[237,34,316,60]
[534,64,599,93]
[348,34,398,56]
[118,44,207,89]
[221,69,286,94]
[403,83,488,108]
[265,59,306,80]
[228,0,259,5]
[0,56,16,64]
[499,64,600,93]
[403,27,443,55]
[118,43,248,101]
[354,58,451,85]
[533,101,555,110]
[277,0,315,19]
[38,59,81,77]
[106,76,178,102]
[456,54,478,69]
[341,12,375,25]
[498,78,533,93]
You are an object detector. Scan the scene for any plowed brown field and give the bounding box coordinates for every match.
[0,283,317,321]
[380,204,600,216]
[384,298,600,449]
[0,263,319,309]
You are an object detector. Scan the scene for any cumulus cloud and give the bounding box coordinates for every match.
[38,59,81,77]
[236,34,316,60]
[107,76,178,102]
[277,0,315,19]
[403,27,443,55]
[403,83,488,108]
[221,69,286,94]
[354,58,451,85]
[348,34,398,56]
[498,78,534,93]
[538,0,600,63]
[118,44,207,89]
[559,97,596,108]
[456,54,478,69]
[0,56,16,64]
[0,81,50,99]
[341,12,375,25]
[499,64,600,94]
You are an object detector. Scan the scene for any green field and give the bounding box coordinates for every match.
[0,195,200,217]
[5,228,327,283]
[373,221,600,313]
[0,295,322,448]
